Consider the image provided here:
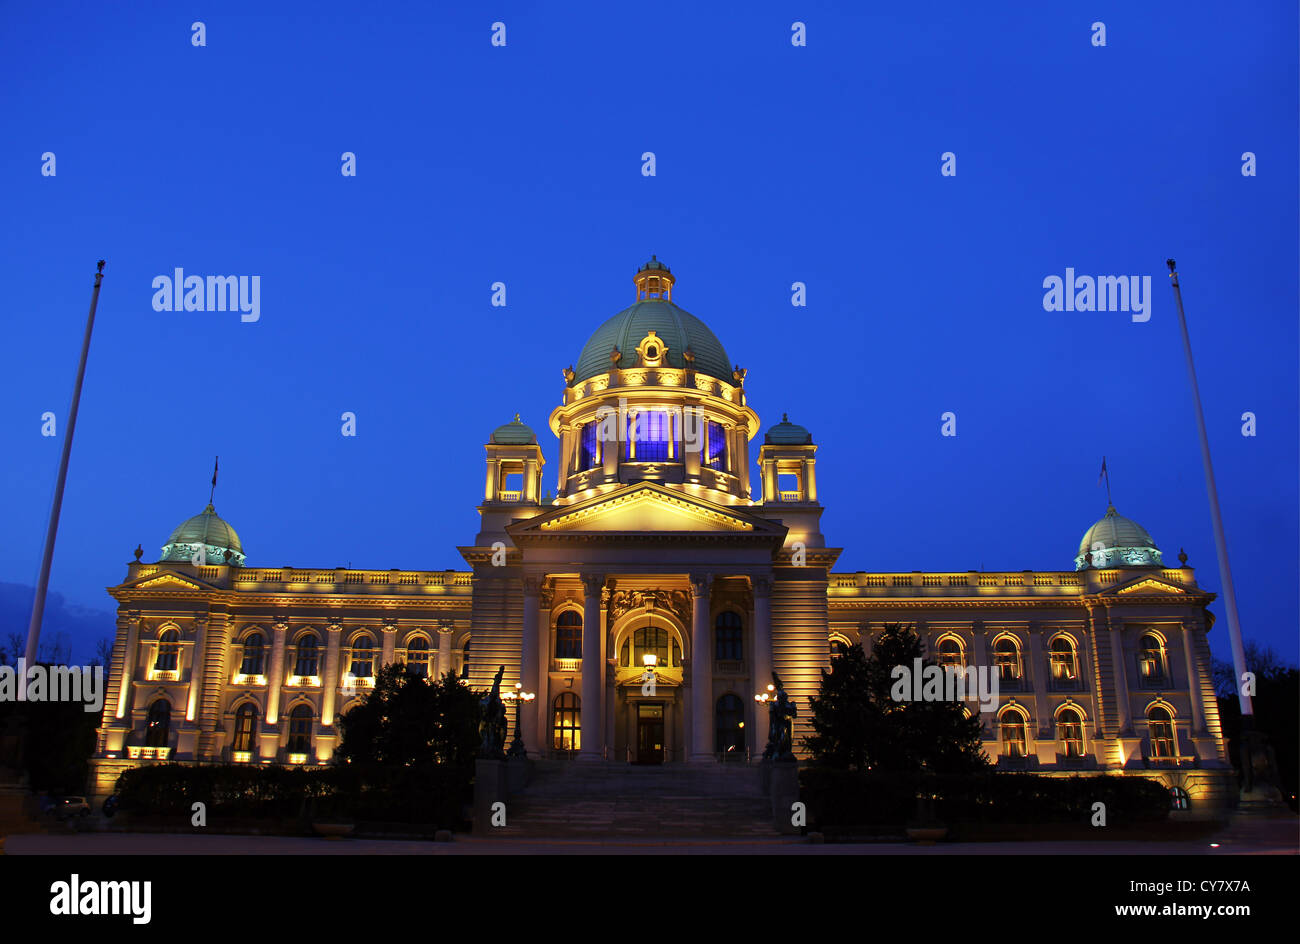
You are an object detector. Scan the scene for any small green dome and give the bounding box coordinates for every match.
[765,414,812,444]
[1075,505,1163,570]
[160,504,245,566]
[490,414,537,444]
[638,255,671,273]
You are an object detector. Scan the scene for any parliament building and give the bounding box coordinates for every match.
[89,258,1235,809]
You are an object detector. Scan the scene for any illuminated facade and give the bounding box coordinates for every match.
[90,259,1234,807]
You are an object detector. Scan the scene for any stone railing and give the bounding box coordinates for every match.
[829,572,1090,598]
[122,562,474,594]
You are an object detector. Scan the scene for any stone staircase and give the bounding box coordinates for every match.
[498,761,777,838]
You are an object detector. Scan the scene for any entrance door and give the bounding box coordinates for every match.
[636,703,664,764]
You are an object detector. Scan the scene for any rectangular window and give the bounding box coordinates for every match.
[580,423,598,470]
[705,421,728,471]
[634,411,670,461]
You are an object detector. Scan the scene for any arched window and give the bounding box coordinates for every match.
[1170,786,1191,811]
[294,634,319,677]
[1138,634,1167,686]
[1057,707,1084,757]
[1148,706,1176,758]
[830,637,849,658]
[287,705,313,753]
[461,636,471,674]
[350,634,374,678]
[145,699,171,747]
[233,703,258,753]
[240,632,265,676]
[1049,636,1078,685]
[994,637,1022,689]
[715,612,743,661]
[556,611,582,660]
[632,626,669,667]
[715,694,745,755]
[406,637,430,678]
[999,707,1027,757]
[553,693,580,751]
[154,629,180,672]
[937,637,964,668]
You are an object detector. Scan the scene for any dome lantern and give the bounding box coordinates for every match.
[634,255,675,302]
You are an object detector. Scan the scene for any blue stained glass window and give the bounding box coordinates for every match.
[580,423,598,470]
[705,421,728,471]
[635,411,670,461]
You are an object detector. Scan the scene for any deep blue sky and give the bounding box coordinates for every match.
[2,2,1296,668]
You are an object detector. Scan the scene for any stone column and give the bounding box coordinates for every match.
[536,586,554,752]
[969,620,991,736]
[113,611,142,721]
[1181,620,1206,734]
[186,617,209,723]
[752,576,772,695]
[265,621,288,724]
[381,621,396,669]
[579,574,605,760]
[437,622,454,678]
[1028,624,1050,737]
[1104,609,1131,733]
[557,425,572,483]
[690,573,713,762]
[484,458,499,501]
[321,623,342,726]
[524,458,537,502]
[197,614,230,758]
[521,576,540,753]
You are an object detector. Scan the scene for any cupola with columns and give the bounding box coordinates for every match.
[549,258,760,506]
[483,414,545,504]
[758,414,818,504]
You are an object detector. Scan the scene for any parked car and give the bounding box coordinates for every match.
[55,796,91,820]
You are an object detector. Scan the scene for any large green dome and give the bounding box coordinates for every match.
[573,300,732,384]
[1075,505,1163,570]
[160,504,245,566]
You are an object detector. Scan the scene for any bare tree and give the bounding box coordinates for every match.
[1213,640,1293,697]
[92,637,113,667]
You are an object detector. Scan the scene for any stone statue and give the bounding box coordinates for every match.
[764,671,798,762]
[478,664,508,759]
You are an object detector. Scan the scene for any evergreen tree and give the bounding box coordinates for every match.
[336,663,481,768]
[805,624,988,773]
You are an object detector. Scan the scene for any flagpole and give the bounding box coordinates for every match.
[1166,260,1251,715]
[25,261,106,667]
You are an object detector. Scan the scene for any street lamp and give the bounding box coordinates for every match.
[755,683,776,760]
[502,682,535,758]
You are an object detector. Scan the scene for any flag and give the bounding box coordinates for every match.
[211,456,219,489]
[1098,456,1107,486]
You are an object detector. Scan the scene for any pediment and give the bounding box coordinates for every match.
[509,483,785,538]
[1110,575,1187,596]
[122,569,212,591]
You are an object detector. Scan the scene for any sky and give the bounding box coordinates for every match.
[1,1,1296,669]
